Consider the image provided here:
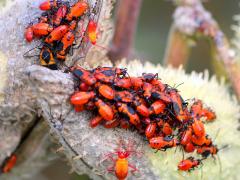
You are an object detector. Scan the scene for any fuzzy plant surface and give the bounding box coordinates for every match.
[0,0,240,180]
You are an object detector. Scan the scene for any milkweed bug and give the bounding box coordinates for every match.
[56,30,75,60]
[32,23,53,37]
[90,115,103,128]
[149,100,166,115]
[151,91,171,103]
[142,73,158,82]
[180,128,192,146]
[53,4,68,26]
[192,118,205,138]
[169,89,188,121]
[39,46,58,70]
[184,142,195,153]
[149,135,178,150]
[1,154,17,173]
[98,84,115,100]
[104,119,120,129]
[72,66,96,86]
[70,91,95,106]
[45,25,69,44]
[25,26,34,42]
[39,0,60,11]
[130,77,143,90]
[191,134,206,146]
[133,98,149,117]
[103,140,139,180]
[120,119,130,129]
[178,157,202,171]
[66,1,88,21]
[95,98,114,121]
[115,90,134,103]
[162,122,173,135]
[143,82,153,100]
[117,103,140,126]
[196,145,218,158]
[87,20,97,45]
[145,123,157,138]
[114,78,132,89]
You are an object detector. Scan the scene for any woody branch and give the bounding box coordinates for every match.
[107,0,142,63]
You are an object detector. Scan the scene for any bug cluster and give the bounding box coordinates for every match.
[69,65,219,172]
[24,0,97,70]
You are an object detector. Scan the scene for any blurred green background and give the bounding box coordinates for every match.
[0,0,239,179]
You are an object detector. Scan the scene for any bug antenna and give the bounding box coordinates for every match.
[23,43,43,58]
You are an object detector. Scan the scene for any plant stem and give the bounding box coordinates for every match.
[107,0,142,63]
[163,25,191,67]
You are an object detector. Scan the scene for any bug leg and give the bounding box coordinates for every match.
[129,163,138,173]
[107,165,115,172]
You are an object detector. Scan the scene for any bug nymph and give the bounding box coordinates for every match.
[103,140,141,180]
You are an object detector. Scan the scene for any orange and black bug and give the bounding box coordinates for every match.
[142,73,158,82]
[72,66,96,86]
[162,122,173,135]
[114,78,132,89]
[56,30,75,61]
[39,0,60,11]
[191,118,205,138]
[191,134,206,146]
[104,119,120,129]
[93,67,127,84]
[70,91,95,106]
[74,105,85,112]
[32,22,53,37]
[169,89,189,121]
[114,90,134,103]
[79,82,91,91]
[149,100,166,115]
[145,123,157,138]
[45,25,69,44]
[149,135,178,150]
[90,115,103,128]
[151,91,171,103]
[184,142,195,153]
[98,84,115,100]
[25,26,34,42]
[150,79,166,92]
[53,4,68,26]
[180,128,192,146]
[201,108,216,122]
[95,98,114,121]
[178,157,202,171]
[129,77,143,90]
[1,154,17,173]
[117,103,140,126]
[133,97,149,117]
[143,82,153,100]
[39,46,58,70]
[66,1,88,21]
[190,99,203,118]
[196,145,218,158]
